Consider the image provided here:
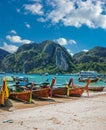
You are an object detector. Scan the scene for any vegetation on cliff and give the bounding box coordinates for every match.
[0,41,106,74]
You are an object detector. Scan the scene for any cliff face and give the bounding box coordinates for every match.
[73,46,106,63]
[1,40,74,73]
[0,48,10,71]
[0,48,10,60]
[73,46,106,73]
[1,43,106,74]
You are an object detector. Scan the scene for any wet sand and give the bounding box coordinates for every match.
[0,92,106,130]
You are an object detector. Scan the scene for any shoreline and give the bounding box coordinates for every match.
[0,90,106,112]
[0,91,106,112]
[0,92,106,130]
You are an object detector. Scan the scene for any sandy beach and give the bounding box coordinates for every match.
[0,92,106,130]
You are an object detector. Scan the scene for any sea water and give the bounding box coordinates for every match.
[0,73,106,88]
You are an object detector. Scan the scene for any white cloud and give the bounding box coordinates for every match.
[24,3,43,15]
[10,30,17,34]
[55,37,77,55]
[6,35,32,44]
[23,0,106,29]
[82,49,89,52]
[68,40,77,44]
[25,22,31,28]
[56,38,67,46]
[46,0,106,29]
[56,38,77,46]
[1,42,18,53]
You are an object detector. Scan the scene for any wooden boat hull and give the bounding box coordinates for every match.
[52,87,67,96]
[69,87,85,97]
[88,87,104,91]
[9,91,31,102]
[32,87,50,98]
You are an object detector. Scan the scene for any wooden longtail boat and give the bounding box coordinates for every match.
[68,78,91,97]
[52,78,72,97]
[9,90,32,102]
[32,87,50,98]
[9,78,56,101]
[32,77,56,99]
[78,77,99,83]
[69,87,87,97]
[88,86,104,92]
[52,87,67,97]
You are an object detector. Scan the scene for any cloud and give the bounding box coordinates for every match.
[82,49,89,52]
[24,2,43,15]
[23,0,106,29]
[1,42,18,53]
[47,0,106,29]
[55,37,77,46]
[6,35,32,44]
[25,22,31,29]
[10,30,17,34]
[68,40,77,44]
[56,38,67,46]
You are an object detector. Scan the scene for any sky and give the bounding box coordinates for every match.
[0,0,106,55]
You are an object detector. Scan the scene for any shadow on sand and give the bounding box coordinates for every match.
[0,99,13,111]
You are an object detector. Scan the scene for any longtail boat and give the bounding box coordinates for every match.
[32,77,56,99]
[52,78,71,97]
[9,90,32,102]
[9,81,32,102]
[32,87,50,99]
[68,78,91,97]
[78,77,99,83]
[88,86,104,92]
[52,87,67,97]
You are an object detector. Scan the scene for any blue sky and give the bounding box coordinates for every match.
[0,0,106,55]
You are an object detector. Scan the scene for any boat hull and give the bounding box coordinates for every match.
[9,91,31,102]
[88,87,104,91]
[32,87,50,98]
[52,87,67,96]
[69,87,85,97]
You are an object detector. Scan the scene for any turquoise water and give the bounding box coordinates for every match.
[0,73,106,88]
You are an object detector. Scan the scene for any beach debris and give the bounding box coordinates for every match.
[20,121,23,125]
[33,127,38,130]
[3,119,14,123]
[48,117,61,124]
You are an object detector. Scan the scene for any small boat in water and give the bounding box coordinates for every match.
[78,77,99,83]
[88,86,104,92]
[79,70,98,77]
